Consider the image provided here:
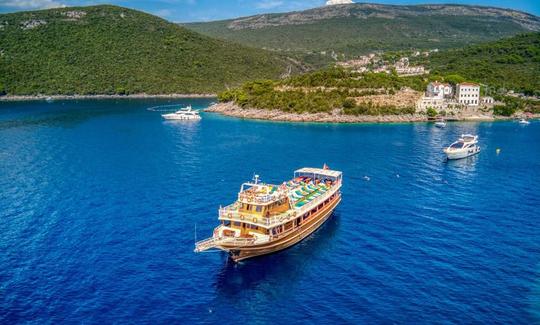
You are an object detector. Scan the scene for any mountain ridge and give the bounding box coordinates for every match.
[185,3,540,59]
[220,3,540,31]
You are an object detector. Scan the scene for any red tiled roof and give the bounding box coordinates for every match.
[459,82,479,87]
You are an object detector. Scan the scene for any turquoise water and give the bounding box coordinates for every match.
[1,98,539,323]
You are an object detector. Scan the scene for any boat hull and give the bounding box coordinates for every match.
[162,115,201,120]
[445,147,480,160]
[220,194,341,262]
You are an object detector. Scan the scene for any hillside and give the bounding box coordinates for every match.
[217,68,426,115]
[0,5,293,95]
[186,3,540,61]
[422,33,540,94]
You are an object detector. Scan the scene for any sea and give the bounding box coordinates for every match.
[1,98,539,323]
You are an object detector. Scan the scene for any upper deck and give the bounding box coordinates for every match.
[219,167,342,229]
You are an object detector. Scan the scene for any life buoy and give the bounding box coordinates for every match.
[227,213,232,218]
[240,215,244,220]
[253,217,257,223]
[279,217,284,222]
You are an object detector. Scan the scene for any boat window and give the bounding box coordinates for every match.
[450,142,464,149]
[233,222,240,227]
[224,221,231,227]
[255,205,262,212]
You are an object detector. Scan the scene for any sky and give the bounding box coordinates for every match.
[0,0,539,22]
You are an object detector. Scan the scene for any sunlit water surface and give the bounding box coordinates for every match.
[1,99,539,323]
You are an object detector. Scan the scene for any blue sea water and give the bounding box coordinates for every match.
[1,98,539,324]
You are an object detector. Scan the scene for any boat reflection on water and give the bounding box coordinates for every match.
[444,153,479,174]
[213,212,340,295]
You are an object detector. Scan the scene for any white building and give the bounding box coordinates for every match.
[456,83,480,106]
[427,82,452,98]
[326,0,353,5]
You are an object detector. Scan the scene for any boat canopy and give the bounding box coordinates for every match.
[294,167,342,182]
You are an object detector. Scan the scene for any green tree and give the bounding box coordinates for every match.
[426,107,438,117]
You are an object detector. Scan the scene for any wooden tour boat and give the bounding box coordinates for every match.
[194,166,343,262]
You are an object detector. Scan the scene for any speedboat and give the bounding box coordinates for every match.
[435,120,446,128]
[162,105,201,120]
[444,134,480,160]
[518,118,530,125]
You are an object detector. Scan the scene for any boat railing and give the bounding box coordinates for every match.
[194,237,219,252]
[219,184,340,228]
[194,235,257,252]
[237,192,285,204]
[295,186,339,216]
[265,185,340,226]
[219,208,271,225]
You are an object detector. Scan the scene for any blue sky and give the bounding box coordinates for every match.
[0,0,538,22]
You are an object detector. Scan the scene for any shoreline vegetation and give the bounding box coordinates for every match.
[0,93,217,101]
[205,102,520,123]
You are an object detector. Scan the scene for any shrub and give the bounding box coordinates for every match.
[426,107,438,117]
[342,98,356,109]
[493,105,516,116]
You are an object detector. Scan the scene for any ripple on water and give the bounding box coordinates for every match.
[1,101,540,323]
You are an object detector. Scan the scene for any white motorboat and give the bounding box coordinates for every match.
[444,134,480,160]
[161,105,201,120]
[518,118,530,125]
[435,120,446,128]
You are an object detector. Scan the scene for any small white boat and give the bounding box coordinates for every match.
[435,120,446,128]
[518,118,530,125]
[444,134,480,160]
[45,96,53,102]
[161,105,201,120]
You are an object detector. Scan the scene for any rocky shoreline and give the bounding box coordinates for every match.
[205,102,500,123]
[0,93,217,101]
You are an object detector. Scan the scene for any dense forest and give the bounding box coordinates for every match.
[420,33,540,95]
[0,5,292,95]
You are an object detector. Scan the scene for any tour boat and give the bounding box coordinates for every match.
[161,105,201,120]
[194,166,343,262]
[443,134,480,160]
[518,118,530,125]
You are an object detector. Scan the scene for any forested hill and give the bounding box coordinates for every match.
[424,33,540,94]
[0,5,292,95]
[186,3,540,58]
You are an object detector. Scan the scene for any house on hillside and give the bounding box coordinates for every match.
[456,83,480,106]
[427,81,452,99]
[394,57,428,76]
[417,82,455,111]
[417,81,494,114]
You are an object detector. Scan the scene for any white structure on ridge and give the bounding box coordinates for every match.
[326,0,354,5]
[456,83,480,106]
